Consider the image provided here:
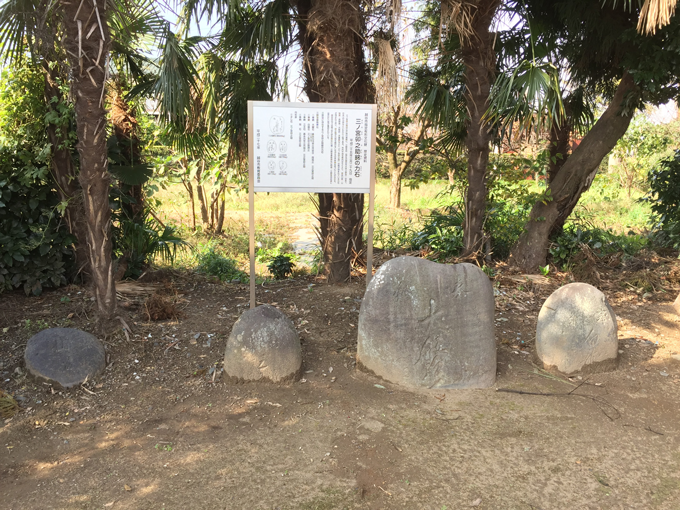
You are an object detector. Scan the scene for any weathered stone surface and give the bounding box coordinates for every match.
[24,328,106,389]
[224,305,301,383]
[357,257,496,389]
[536,283,618,374]
[673,292,680,315]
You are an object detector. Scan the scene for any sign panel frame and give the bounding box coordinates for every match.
[247,101,377,308]
[249,101,375,193]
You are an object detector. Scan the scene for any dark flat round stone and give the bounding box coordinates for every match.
[24,328,106,389]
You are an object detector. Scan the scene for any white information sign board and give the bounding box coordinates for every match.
[247,101,377,309]
[249,101,375,193]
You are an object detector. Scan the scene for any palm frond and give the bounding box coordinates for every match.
[216,59,282,162]
[139,27,202,131]
[407,63,467,136]
[179,0,241,34]
[217,0,294,60]
[0,0,41,64]
[487,59,565,136]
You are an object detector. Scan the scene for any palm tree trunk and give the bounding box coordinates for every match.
[459,0,500,258]
[296,0,374,282]
[509,73,639,272]
[317,192,365,283]
[547,117,571,184]
[62,0,116,319]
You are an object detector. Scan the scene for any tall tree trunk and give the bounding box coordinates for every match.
[33,10,91,281]
[547,117,571,184]
[216,190,226,235]
[317,193,365,283]
[63,0,116,319]
[297,0,374,282]
[388,158,403,209]
[184,179,196,230]
[42,61,91,280]
[197,163,210,227]
[383,115,428,209]
[509,73,639,272]
[458,0,500,257]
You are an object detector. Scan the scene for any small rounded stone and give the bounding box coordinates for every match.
[24,328,106,389]
[224,305,301,383]
[536,283,618,374]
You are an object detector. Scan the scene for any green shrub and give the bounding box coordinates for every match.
[111,211,190,279]
[549,226,647,267]
[486,178,540,259]
[195,244,247,282]
[0,66,74,295]
[0,165,74,295]
[411,205,465,258]
[374,218,418,251]
[267,254,295,279]
[644,150,680,249]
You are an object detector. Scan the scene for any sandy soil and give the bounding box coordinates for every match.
[1,257,680,510]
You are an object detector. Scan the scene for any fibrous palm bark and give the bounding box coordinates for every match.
[455,0,501,257]
[296,0,374,282]
[62,0,116,318]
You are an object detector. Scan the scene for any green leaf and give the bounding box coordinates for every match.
[109,164,154,185]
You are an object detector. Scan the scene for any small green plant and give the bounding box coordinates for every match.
[195,244,247,282]
[267,254,295,279]
[482,265,496,278]
[60,296,71,303]
[374,218,417,251]
[256,241,295,263]
[23,319,49,333]
[309,248,324,276]
[539,265,550,277]
[154,443,173,452]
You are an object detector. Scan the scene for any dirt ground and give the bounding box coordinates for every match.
[1,254,680,510]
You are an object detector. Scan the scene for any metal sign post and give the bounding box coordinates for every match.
[247,101,377,308]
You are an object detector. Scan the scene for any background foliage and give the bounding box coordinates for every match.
[0,66,74,295]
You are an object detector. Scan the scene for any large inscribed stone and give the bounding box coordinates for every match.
[357,257,496,389]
